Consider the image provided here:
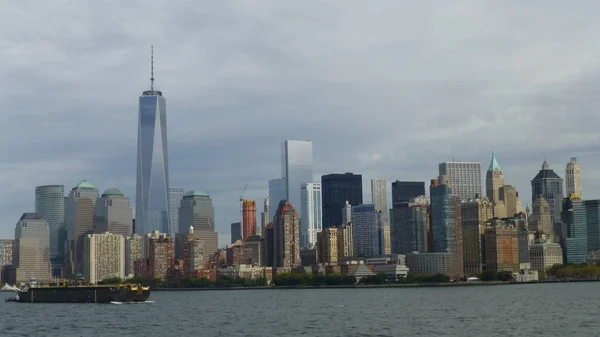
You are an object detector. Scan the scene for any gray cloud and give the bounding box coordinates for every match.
[1,1,599,240]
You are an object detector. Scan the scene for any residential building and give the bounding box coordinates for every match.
[35,185,65,276]
[135,57,170,235]
[242,200,257,241]
[273,201,301,268]
[337,223,354,258]
[461,197,493,275]
[565,157,582,198]
[351,204,379,257]
[371,178,388,223]
[391,181,425,206]
[438,161,482,201]
[322,173,363,229]
[93,188,133,237]
[0,240,13,267]
[146,231,174,281]
[244,235,264,266]
[13,213,52,282]
[125,234,143,278]
[182,226,204,277]
[301,182,322,248]
[317,227,338,264]
[65,180,99,278]
[231,222,241,244]
[168,187,185,238]
[484,224,519,273]
[83,232,125,284]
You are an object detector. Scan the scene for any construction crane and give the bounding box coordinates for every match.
[239,184,248,241]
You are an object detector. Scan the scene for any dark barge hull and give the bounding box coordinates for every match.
[6,287,150,303]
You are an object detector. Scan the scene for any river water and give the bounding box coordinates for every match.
[0,283,598,336]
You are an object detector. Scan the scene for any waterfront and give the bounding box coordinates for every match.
[0,282,598,336]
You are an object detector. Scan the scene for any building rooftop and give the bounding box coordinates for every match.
[74,180,97,190]
[102,188,124,197]
[183,190,209,197]
[19,213,44,220]
[488,151,502,172]
[532,160,562,181]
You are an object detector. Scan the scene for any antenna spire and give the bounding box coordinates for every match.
[150,45,155,91]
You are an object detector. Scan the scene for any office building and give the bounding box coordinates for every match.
[485,152,504,209]
[430,179,463,278]
[484,224,519,273]
[13,213,52,282]
[93,188,133,237]
[281,140,314,221]
[177,191,218,262]
[65,180,99,278]
[260,197,270,235]
[529,242,563,274]
[0,240,13,267]
[231,222,241,244]
[317,227,338,264]
[322,173,363,228]
[273,201,301,269]
[530,196,555,242]
[242,200,257,241]
[438,161,482,201]
[371,178,388,222]
[351,204,379,257]
[342,201,352,225]
[244,235,264,266]
[390,196,429,255]
[337,224,354,258]
[391,181,425,206]
[168,187,185,238]
[35,185,65,276]
[582,200,600,253]
[378,211,391,255]
[264,224,275,267]
[268,178,286,220]
[461,197,493,275]
[135,50,170,235]
[531,160,564,238]
[565,157,582,198]
[83,232,125,284]
[567,198,587,264]
[301,182,322,248]
[499,185,518,217]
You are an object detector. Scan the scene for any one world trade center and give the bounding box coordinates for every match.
[135,47,170,235]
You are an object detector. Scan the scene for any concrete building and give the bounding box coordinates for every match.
[531,160,564,240]
[530,196,555,242]
[430,179,463,278]
[461,197,493,275]
[391,181,425,206]
[317,227,338,264]
[378,211,392,255]
[529,242,563,274]
[13,213,52,282]
[485,152,505,217]
[273,201,301,269]
[145,231,174,281]
[125,234,144,278]
[83,232,125,284]
[321,173,363,229]
[177,190,217,261]
[301,182,322,248]
[35,185,65,276]
[371,178,388,223]
[182,226,204,277]
[337,223,354,258]
[484,224,519,273]
[390,197,429,254]
[168,187,185,238]
[499,185,518,217]
[230,222,241,244]
[244,235,264,266]
[264,224,274,267]
[260,197,269,236]
[438,161,482,201]
[242,200,257,241]
[0,239,13,267]
[565,157,582,198]
[405,252,454,276]
[351,204,379,257]
[65,180,99,278]
[372,264,409,281]
[93,188,133,237]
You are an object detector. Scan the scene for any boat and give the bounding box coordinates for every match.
[0,284,19,292]
[4,283,151,303]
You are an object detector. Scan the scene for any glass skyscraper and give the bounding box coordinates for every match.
[135,76,170,235]
[282,140,313,220]
[35,184,65,276]
[168,187,185,238]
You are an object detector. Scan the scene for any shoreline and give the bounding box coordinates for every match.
[155,279,600,291]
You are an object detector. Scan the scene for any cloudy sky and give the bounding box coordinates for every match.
[1,1,599,244]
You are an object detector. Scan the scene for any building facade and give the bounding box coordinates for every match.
[499,185,518,217]
[83,232,125,284]
[125,234,144,278]
[301,182,322,248]
[530,196,555,242]
[322,173,363,229]
[35,185,65,276]
[485,152,505,217]
[529,242,563,274]
[273,201,301,269]
[567,198,588,264]
[168,187,185,238]
[260,197,270,235]
[317,227,338,264]
[242,200,257,241]
[430,180,463,278]
[231,222,241,244]
[146,231,174,281]
[268,178,286,220]
[281,140,314,225]
[391,181,425,206]
[13,213,52,282]
[371,178,388,223]
[93,188,133,237]
[461,197,493,275]
[351,204,379,257]
[0,240,13,267]
[565,157,582,198]
[484,225,519,273]
[390,196,429,255]
[438,162,482,201]
[177,190,217,262]
[531,160,564,239]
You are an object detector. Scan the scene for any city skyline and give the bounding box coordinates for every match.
[2,1,600,242]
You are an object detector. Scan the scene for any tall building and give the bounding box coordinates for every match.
[182,226,204,278]
[531,160,564,238]
[125,234,143,278]
[438,161,482,201]
[530,196,554,242]
[317,227,338,264]
[567,198,587,264]
[273,201,301,269]
[322,173,363,229]
[177,191,217,262]
[83,232,125,284]
[430,180,463,278]
[65,180,99,278]
[35,185,65,276]
[93,188,133,237]
[342,201,352,225]
[242,200,257,241]
[260,197,270,235]
[145,231,174,281]
[231,222,241,244]
[281,140,314,221]
[268,178,286,220]
[391,181,425,206]
[484,224,519,273]
[378,211,391,255]
[582,200,600,253]
[168,187,185,238]
[351,204,379,257]
[301,182,322,248]
[371,178,388,221]
[499,185,518,217]
[264,224,275,267]
[135,49,170,236]
[13,213,52,282]
[0,240,13,267]
[390,197,429,254]
[461,197,493,275]
[485,152,504,205]
[337,224,354,258]
[565,157,582,198]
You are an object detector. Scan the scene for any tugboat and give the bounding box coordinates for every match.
[5,280,150,303]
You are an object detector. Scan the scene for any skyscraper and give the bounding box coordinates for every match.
[136,47,170,236]
[273,201,301,269]
[177,191,218,262]
[242,200,257,241]
[430,180,463,278]
[391,181,425,206]
[268,178,286,220]
[485,152,505,217]
[351,204,379,257]
[301,182,322,248]
[499,185,518,217]
[231,222,241,244]
[66,180,99,278]
[13,213,52,283]
[83,232,125,284]
[438,161,482,201]
[35,184,65,276]
[390,196,429,254]
[531,160,564,240]
[565,157,582,198]
[371,178,388,222]
[461,197,493,275]
[281,140,314,220]
[168,187,185,238]
[260,197,270,235]
[530,196,554,242]
[321,173,363,229]
[93,188,133,237]
[566,197,587,264]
